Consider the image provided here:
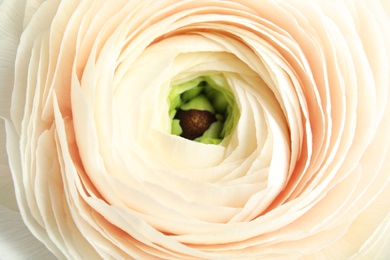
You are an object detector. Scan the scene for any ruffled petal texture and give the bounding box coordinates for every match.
[1,0,389,259]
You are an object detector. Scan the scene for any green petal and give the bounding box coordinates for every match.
[171,119,182,136]
[180,95,215,113]
[182,86,204,102]
[207,89,229,113]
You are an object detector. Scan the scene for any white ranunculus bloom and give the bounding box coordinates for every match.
[1,0,390,259]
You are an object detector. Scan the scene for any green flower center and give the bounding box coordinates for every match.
[169,75,239,144]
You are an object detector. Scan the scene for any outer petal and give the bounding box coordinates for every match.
[1,1,56,259]
[0,120,17,211]
[0,0,25,118]
[1,0,390,259]
[0,205,56,260]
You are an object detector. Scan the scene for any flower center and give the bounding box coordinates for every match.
[175,109,216,140]
[169,75,239,144]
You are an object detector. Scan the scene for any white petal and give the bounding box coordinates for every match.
[0,0,26,119]
[0,119,18,211]
[0,205,55,260]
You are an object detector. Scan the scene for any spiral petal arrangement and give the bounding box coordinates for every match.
[1,0,389,259]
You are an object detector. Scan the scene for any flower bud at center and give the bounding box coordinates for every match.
[175,109,217,140]
[168,75,239,144]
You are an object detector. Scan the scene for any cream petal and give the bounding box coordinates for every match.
[312,181,390,258]
[23,0,47,28]
[352,213,390,259]
[353,0,390,129]
[4,119,64,257]
[2,0,390,258]
[11,0,60,133]
[381,0,390,18]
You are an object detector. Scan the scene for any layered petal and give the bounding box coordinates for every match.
[1,0,389,259]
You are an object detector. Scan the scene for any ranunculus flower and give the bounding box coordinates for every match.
[1,0,390,258]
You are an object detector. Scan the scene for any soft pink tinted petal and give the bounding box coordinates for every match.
[2,0,390,258]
